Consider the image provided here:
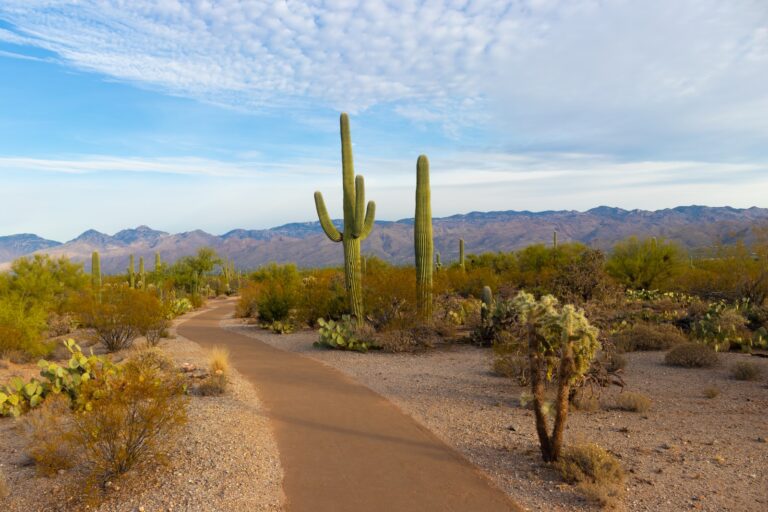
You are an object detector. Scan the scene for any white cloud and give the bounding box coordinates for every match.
[1,0,762,154]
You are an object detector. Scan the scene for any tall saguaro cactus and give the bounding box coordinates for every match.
[553,230,558,249]
[415,155,433,320]
[91,251,101,301]
[459,239,465,270]
[128,254,135,288]
[314,113,376,323]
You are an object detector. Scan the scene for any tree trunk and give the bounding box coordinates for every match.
[528,324,553,461]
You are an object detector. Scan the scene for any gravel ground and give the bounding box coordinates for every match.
[0,310,284,512]
[226,320,768,512]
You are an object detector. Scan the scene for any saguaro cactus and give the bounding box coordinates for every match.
[314,113,376,323]
[415,155,433,321]
[139,257,145,289]
[435,252,442,272]
[91,251,101,300]
[128,254,135,288]
[553,230,558,249]
[155,252,162,272]
[481,285,493,323]
[459,239,465,270]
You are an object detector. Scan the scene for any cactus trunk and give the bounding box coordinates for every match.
[91,251,101,301]
[128,254,135,288]
[415,155,433,321]
[139,257,145,289]
[553,230,558,249]
[459,239,465,270]
[314,113,376,324]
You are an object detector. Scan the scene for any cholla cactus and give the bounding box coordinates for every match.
[314,113,376,324]
[512,291,600,462]
[415,155,433,321]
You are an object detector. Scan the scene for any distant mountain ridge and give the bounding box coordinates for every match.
[1,205,767,273]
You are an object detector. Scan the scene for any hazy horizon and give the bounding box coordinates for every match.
[1,1,767,241]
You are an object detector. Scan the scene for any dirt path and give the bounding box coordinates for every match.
[177,300,520,512]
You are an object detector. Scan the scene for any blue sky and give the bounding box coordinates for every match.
[0,0,767,241]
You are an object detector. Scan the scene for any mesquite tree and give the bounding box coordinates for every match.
[512,291,599,462]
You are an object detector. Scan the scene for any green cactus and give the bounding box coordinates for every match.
[435,251,442,272]
[481,285,494,324]
[553,230,558,249]
[459,239,465,270]
[91,251,102,301]
[221,258,235,294]
[314,113,376,324]
[139,256,146,289]
[415,155,433,321]
[128,254,135,288]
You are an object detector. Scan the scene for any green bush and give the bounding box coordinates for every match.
[611,323,688,352]
[606,236,681,290]
[0,295,50,358]
[665,343,718,368]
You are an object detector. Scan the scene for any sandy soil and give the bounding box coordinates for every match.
[0,310,284,512]
[226,320,768,512]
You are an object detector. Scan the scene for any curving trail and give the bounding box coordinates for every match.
[178,300,521,512]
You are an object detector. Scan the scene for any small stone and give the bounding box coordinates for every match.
[757,437,766,443]
[507,425,517,431]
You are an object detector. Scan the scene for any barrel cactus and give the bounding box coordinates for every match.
[314,113,376,324]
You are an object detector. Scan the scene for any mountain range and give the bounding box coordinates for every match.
[1,206,767,273]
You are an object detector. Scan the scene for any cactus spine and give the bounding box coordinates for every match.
[91,251,101,301]
[314,113,376,323]
[128,254,135,288]
[459,239,465,270]
[415,155,433,321]
[139,257,145,289]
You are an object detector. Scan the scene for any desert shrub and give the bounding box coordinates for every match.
[236,282,260,318]
[665,343,718,368]
[363,262,417,330]
[0,467,7,499]
[611,323,688,352]
[730,361,763,381]
[315,316,375,352]
[376,326,437,353]
[602,352,627,373]
[297,271,347,326]
[552,248,617,304]
[46,312,77,337]
[5,254,87,314]
[198,346,229,396]
[557,443,625,508]
[571,393,601,412]
[22,394,76,475]
[492,353,530,385]
[615,392,651,412]
[77,286,163,352]
[703,386,720,399]
[605,236,682,290]
[0,295,50,358]
[189,293,205,308]
[241,264,302,324]
[71,350,188,490]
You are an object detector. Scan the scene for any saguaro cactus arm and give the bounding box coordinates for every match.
[356,200,376,239]
[314,191,343,242]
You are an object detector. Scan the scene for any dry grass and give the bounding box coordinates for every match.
[198,346,230,396]
[615,392,652,413]
[22,394,76,475]
[557,443,626,509]
[730,361,762,381]
[703,386,720,399]
[612,323,688,352]
[572,394,601,412]
[665,343,718,368]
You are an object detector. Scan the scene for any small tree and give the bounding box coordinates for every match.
[606,236,681,289]
[513,291,600,462]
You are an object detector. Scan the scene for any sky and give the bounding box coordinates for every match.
[0,0,767,241]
